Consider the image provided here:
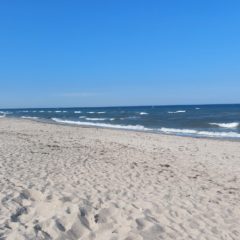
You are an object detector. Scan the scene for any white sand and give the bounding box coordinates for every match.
[0,118,240,240]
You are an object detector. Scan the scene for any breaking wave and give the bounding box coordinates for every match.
[85,118,107,121]
[159,128,240,138]
[168,110,186,114]
[51,118,150,131]
[209,122,239,128]
[21,116,39,120]
[0,111,12,115]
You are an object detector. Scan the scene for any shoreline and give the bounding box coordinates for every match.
[0,118,240,239]
[0,116,240,142]
[3,116,240,143]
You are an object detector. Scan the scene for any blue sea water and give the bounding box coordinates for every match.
[1,104,240,139]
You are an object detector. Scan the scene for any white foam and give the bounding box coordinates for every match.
[85,118,107,121]
[139,112,148,115]
[195,107,200,110]
[49,118,240,139]
[209,122,239,128]
[55,111,62,113]
[62,111,67,113]
[168,110,186,114]
[22,110,29,113]
[159,127,240,138]
[98,112,106,114]
[0,111,12,114]
[123,116,140,120]
[74,111,82,113]
[79,116,86,118]
[197,131,240,138]
[39,110,45,113]
[21,116,39,120]
[0,114,6,118]
[160,128,196,134]
[110,118,115,121]
[51,118,150,131]
[87,112,95,114]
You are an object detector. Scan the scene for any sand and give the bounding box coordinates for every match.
[0,118,240,240]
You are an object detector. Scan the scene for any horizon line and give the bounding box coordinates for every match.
[0,102,240,110]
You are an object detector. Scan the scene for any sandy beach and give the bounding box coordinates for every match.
[0,118,240,240]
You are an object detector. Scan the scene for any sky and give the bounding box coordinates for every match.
[0,0,240,108]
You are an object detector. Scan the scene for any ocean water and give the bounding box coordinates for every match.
[1,104,240,139]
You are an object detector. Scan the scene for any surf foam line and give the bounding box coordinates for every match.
[209,122,239,128]
[168,110,186,114]
[85,118,107,121]
[21,116,39,120]
[0,111,12,114]
[51,118,150,131]
[159,128,240,138]
[50,118,240,138]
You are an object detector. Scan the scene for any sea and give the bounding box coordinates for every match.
[1,104,240,139]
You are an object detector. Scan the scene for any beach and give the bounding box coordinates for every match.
[0,118,240,240]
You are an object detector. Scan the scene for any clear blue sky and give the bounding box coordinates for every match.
[0,0,239,108]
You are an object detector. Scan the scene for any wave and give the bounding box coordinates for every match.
[51,118,150,131]
[88,112,95,114]
[209,122,239,128]
[21,116,39,120]
[0,114,6,118]
[74,111,82,113]
[159,128,240,138]
[195,107,200,110]
[98,112,106,114]
[121,116,139,120]
[139,112,148,115]
[85,117,115,121]
[39,111,45,113]
[79,116,86,118]
[0,111,12,115]
[36,118,240,138]
[85,118,107,121]
[168,110,186,114]
[55,111,62,113]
